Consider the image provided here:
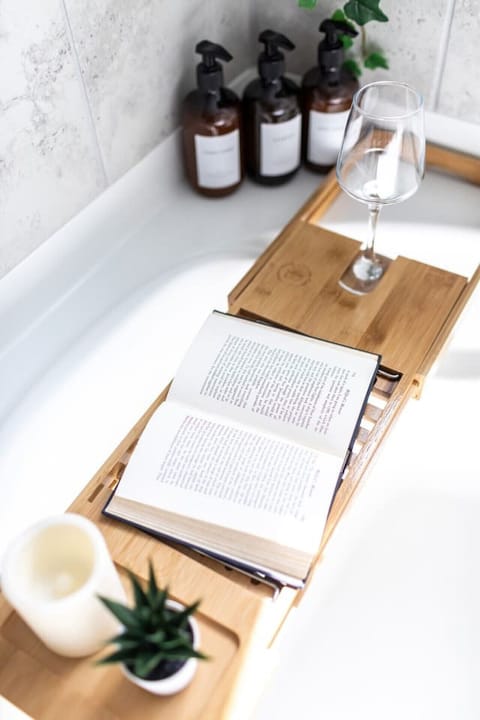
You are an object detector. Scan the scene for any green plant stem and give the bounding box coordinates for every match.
[361,25,367,59]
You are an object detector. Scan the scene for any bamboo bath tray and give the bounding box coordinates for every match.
[1,144,479,720]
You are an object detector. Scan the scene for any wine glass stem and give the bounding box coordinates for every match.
[366,204,381,262]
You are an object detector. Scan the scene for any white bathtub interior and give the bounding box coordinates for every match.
[252,170,480,719]
[0,148,321,562]
[0,142,479,719]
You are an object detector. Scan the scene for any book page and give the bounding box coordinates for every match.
[168,312,378,456]
[111,402,342,555]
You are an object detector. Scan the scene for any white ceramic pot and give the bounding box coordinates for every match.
[121,600,200,695]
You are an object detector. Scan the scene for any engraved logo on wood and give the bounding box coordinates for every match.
[277,263,312,286]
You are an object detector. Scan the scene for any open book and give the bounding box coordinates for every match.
[104,311,380,587]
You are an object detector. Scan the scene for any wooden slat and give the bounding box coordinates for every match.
[426,144,480,185]
[229,143,479,311]
[0,568,239,720]
[227,170,339,307]
[412,265,480,397]
[0,458,296,720]
[230,225,468,380]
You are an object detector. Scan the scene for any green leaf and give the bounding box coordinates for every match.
[147,559,156,599]
[109,635,143,651]
[161,647,209,661]
[157,637,190,651]
[147,561,167,611]
[332,8,357,31]
[364,51,389,69]
[146,629,167,644]
[331,9,356,48]
[96,647,138,666]
[97,596,143,631]
[112,627,149,642]
[341,35,354,49]
[134,652,166,679]
[298,0,318,7]
[139,606,153,625]
[343,0,389,25]
[343,58,362,77]
[126,569,148,609]
[172,600,201,629]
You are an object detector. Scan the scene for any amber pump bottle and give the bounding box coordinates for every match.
[243,30,301,185]
[302,19,359,172]
[182,41,243,197]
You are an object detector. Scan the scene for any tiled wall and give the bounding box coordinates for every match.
[1,0,478,280]
[438,0,480,123]
[0,0,106,278]
[252,0,456,108]
[0,0,254,279]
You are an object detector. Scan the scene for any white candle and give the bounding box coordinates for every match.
[1,513,126,657]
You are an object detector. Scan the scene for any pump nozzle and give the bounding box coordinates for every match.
[196,40,232,66]
[319,19,357,48]
[195,40,233,93]
[317,19,357,84]
[257,29,295,82]
[259,30,295,58]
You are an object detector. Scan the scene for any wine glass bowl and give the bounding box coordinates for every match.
[336,81,425,294]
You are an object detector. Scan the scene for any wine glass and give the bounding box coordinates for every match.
[336,81,425,295]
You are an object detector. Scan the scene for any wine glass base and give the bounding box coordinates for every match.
[339,252,392,295]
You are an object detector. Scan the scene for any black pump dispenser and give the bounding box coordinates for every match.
[258,30,295,83]
[242,28,301,185]
[300,18,359,172]
[182,39,243,197]
[318,19,357,85]
[195,40,232,94]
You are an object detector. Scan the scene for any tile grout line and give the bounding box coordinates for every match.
[60,0,109,187]
[428,0,457,112]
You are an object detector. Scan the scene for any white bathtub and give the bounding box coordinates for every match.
[252,173,480,719]
[0,128,479,720]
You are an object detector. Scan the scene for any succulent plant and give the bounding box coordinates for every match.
[97,561,206,680]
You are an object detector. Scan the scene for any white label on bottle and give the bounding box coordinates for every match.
[260,114,301,177]
[194,130,240,189]
[307,109,350,166]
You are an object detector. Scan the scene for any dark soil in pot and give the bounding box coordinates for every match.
[126,623,194,681]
